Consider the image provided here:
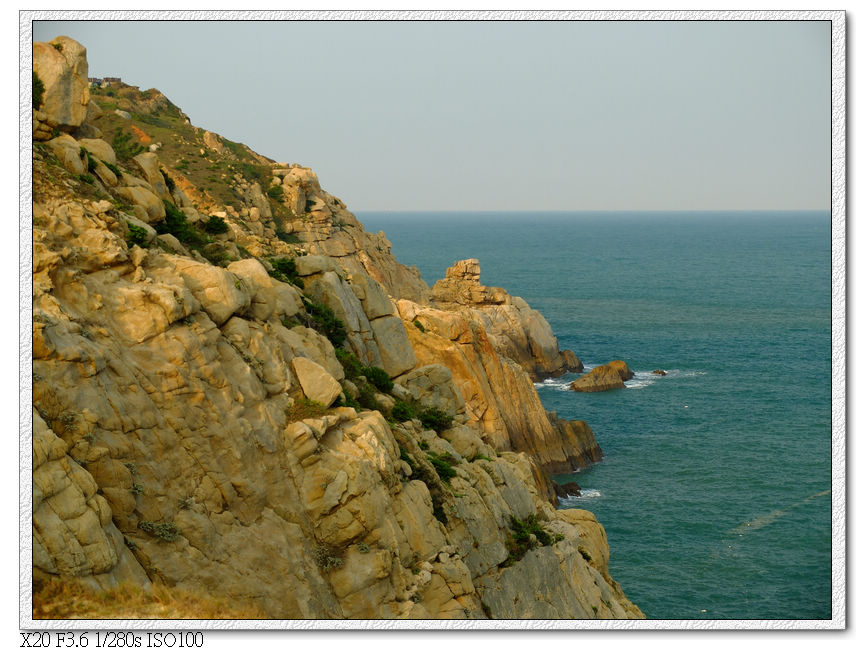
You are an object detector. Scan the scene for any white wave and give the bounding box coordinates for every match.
[560,488,603,506]
[533,377,574,392]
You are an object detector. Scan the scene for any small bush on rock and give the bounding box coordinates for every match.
[419,407,453,433]
[125,221,149,248]
[138,520,180,542]
[203,215,229,234]
[33,71,45,109]
[361,366,393,393]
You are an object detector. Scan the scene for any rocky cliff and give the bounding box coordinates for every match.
[30,36,642,620]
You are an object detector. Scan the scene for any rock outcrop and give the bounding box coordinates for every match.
[570,360,635,392]
[431,259,583,380]
[30,37,641,620]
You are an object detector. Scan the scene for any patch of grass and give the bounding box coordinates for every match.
[286,397,327,422]
[578,546,593,562]
[75,173,95,185]
[413,320,425,332]
[266,184,284,200]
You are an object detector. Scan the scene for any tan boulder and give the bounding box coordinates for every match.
[131,152,170,200]
[78,138,116,166]
[202,131,223,153]
[394,364,465,419]
[114,186,165,223]
[569,360,634,392]
[227,258,278,321]
[33,37,90,129]
[171,258,251,326]
[291,356,342,406]
[46,134,86,175]
[370,316,417,377]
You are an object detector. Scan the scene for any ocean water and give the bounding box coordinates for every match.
[358,211,832,620]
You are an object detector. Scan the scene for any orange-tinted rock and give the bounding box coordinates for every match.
[570,360,634,392]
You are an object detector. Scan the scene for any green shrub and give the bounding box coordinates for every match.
[161,169,176,193]
[203,215,229,234]
[266,184,284,200]
[427,453,457,483]
[504,514,554,566]
[335,349,364,379]
[33,70,45,109]
[176,159,190,171]
[355,380,379,411]
[418,407,453,433]
[398,445,417,472]
[155,200,206,250]
[267,257,303,287]
[103,160,122,177]
[80,147,98,173]
[361,366,393,393]
[391,400,418,422]
[413,320,425,332]
[112,130,146,161]
[276,230,300,244]
[125,221,149,248]
[301,297,346,347]
[75,174,95,185]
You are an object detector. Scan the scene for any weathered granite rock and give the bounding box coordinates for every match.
[33,36,90,130]
[291,356,342,406]
[430,260,581,379]
[78,138,116,166]
[46,134,87,175]
[570,360,634,392]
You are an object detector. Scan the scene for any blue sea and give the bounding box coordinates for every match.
[359,211,833,620]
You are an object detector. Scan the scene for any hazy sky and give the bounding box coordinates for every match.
[31,19,831,212]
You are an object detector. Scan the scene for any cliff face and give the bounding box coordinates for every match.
[30,36,641,620]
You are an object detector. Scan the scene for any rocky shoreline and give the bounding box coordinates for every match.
[30,36,643,620]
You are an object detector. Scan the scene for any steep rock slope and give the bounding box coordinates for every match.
[30,36,640,620]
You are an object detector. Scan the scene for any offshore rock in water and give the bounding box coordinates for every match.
[570,360,634,392]
[554,481,582,499]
